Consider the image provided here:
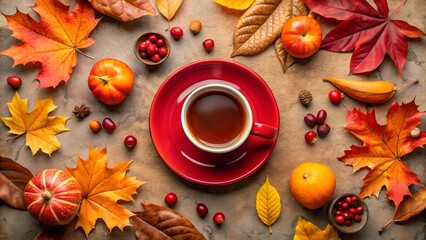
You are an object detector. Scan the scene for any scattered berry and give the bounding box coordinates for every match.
[164,192,178,207]
[305,130,317,144]
[410,128,421,138]
[304,113,317,128]
[317,123,330,138]
[170,26,184,39]
[89,120,102,133]
[203,38,215,52]
[316,109,327,124]
[7,75,22,90]
[189,19,202,34]
[102,118,116,133]
[213,212,225,225]
[196,203,209,218]
[329,90,343,104]
[124,135,137,150]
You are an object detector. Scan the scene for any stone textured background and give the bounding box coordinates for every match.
[0,0,425,239]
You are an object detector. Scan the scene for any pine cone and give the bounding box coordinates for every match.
[299,90,313,106]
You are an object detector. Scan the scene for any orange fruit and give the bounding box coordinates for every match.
[289,162,336,209]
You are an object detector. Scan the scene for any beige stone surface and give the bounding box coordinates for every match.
[0,0,425,239]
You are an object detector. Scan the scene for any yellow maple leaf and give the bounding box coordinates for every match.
[0,93,69,156]
[215,0,255,10]
[294,216,340,240]
[65,148,144,237]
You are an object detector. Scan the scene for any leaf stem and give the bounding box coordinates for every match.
[379,220,393,234]
[396,79,419,92]
[269,225,273,234]
[75,48,94,59]
[389,0,408,18]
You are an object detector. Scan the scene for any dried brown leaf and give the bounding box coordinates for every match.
[133,203,206,240]
[232,0,308,57]
[273,1,309,72]
[274,38,294,72]
[381,188,426,232]
[89,0,157,22]
[0,156,33,210]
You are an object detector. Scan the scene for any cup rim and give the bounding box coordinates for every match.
[181,83,253,154]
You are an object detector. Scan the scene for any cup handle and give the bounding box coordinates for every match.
[250,123,277,139]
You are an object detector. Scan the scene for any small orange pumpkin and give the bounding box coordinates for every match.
[24,169,82,226]
[88,58,135,105]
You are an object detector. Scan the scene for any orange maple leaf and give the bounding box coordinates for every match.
[65,148,144,236]
[0,0,100,88]
[339,100,426,208]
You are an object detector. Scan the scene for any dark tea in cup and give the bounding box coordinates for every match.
[186,90,247,148]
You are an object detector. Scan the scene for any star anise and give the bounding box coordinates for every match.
[72,104,91,120]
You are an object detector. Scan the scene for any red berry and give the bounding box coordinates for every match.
[341,202,349,209]
[170,27,183,39]
[349,208,357,215]
[356,206,364,214]
[344,220,352,226]
[164,192,177,207]
[140,51,148,59]
[336,201,343,208]
[147,44,157,55]
[156,39,165,47]
[317,123,330,138]
[213,212,225,225]
[158,47,168,57]
[351,196,358,203]
[345,196,353,204]
[196,203,209,218]
[151,54,161,62]
[7,75,22,90]
[203,38,215,52]
[304,113,317,128]
[335,215,344,224]
[102,118,116,133]
[305,130,317,144]
[316,109,327,124]
[334,210,342,216]
[148,34,158,43]
[351,201,359,207]
[124,135,137,150]
[343,212,350,220]
[329,90,343,104]
[138,42,147,52]
[354,215,362,222]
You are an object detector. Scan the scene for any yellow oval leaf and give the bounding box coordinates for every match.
[256,176,281,233]
[214,0,254,10]
[156,0,183,20]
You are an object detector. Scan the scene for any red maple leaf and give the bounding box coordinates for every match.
[339,100,426,208]
[304,0,425,74]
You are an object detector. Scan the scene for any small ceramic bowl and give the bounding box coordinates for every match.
[133,32,170,66]
[327,193,368,234]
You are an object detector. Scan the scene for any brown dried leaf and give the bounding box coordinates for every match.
[88,0,157,22]
[0,156,33,210]
[381,188,426,232]
[232,0,308,57]
[133,203,206,240]
[274,38,294,72]
[273,1,310,72]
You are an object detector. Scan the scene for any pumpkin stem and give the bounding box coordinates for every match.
[99,76,111,84]
[41,191,53,201]
[395,79,418,92]
[303,173,308,179]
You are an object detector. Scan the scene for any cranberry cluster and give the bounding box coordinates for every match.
[304,109,331,144]
[333,195,364,226]
[137,34,168,63]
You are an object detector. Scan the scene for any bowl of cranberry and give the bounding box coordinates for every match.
[327,193,368,234]
[134,32,170,65]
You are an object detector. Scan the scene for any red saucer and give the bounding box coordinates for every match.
[149,59,280,185]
